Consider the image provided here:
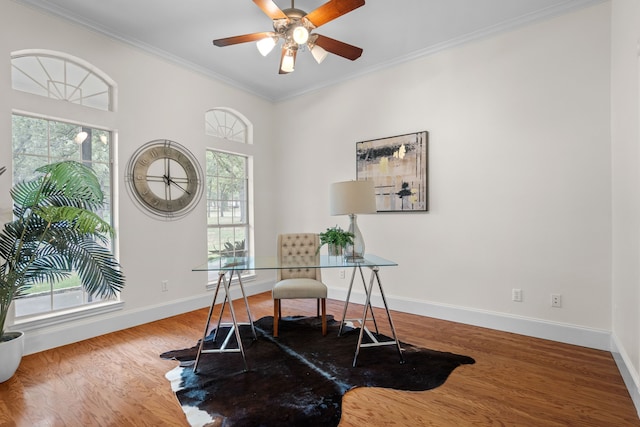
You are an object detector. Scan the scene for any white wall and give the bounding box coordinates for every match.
[274,2,613,344]
[611,0,640,412]
[0,0,279,353]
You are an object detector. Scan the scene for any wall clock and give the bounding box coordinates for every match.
[125,139,203,220]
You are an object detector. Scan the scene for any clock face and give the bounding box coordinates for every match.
[126,140,203,219]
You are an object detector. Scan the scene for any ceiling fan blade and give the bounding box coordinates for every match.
[253,0,288,20]
[279,48,297,74]
[213,32,276,47]
[314,34,363,61]
[305,0,365,28]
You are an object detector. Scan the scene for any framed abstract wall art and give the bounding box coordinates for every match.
[356,131,428,212]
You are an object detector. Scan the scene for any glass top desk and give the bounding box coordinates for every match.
[191,254,404,372]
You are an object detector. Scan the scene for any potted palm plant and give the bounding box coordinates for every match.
[0,161,125,383]
[318,226,354,257]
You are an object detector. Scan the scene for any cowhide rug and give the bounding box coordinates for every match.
[160,315,475,427]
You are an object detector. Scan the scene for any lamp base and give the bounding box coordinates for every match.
[344,213,366,261]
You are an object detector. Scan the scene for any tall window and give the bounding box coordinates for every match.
[10,50,116,318]
[206,151,249,259]
[205,109,252,281]
[11,114,114,316]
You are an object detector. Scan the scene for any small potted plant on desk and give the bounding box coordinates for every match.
[318,226,354,257]
[0,161,125,383]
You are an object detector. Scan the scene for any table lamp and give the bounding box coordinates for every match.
[329,180,376,261]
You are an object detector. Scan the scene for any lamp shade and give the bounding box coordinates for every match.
[329,180,376,215]
[310,44,328,64]
[256,37,276,56]
[281,49,295,73]
[292,25,309,44]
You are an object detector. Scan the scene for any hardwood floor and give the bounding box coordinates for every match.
[1,292,638,426]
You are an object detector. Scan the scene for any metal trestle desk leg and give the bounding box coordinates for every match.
[339,265,379,336]
[339,265,404,367]
[193,269,256,373]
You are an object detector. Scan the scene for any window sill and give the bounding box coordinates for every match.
[11,300,125,333]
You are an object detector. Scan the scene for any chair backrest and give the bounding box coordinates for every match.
[277,233,322,282]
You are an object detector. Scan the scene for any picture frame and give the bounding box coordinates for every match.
[356,131,428,212]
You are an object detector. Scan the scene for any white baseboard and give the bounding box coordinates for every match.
[24,280,612,355]
[22,274,613,356]
[328,287,612,351]
[611,333,640,418]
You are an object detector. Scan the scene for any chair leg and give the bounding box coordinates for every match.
[273,299,280,338]
[321,298,327,336]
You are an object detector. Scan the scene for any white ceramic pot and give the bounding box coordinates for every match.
[0,331,25,383]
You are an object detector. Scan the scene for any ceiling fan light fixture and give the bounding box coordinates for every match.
[256,36,277,56]
[311,44,328,64]
[281,49,296,73]
[292,25,309,44]
[212,0,365,75]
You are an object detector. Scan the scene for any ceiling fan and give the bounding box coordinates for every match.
[213,0,365,74]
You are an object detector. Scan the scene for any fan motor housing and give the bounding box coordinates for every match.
[283,8,306,19]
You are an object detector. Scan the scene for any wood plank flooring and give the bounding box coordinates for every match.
[1,292,638,426]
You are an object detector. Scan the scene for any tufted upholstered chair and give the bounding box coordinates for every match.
[272,233,327,337]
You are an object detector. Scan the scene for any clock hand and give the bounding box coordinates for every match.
[167,177,191,195]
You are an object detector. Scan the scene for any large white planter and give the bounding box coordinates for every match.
[0,331,25,383]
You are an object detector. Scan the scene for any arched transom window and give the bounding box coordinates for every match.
[11,50,114,111]
[205,109,249,143]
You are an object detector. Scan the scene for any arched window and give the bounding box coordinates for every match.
[10,50,118,318]
[205,109,253,282]
[11,49,115,111]
[205,108,249,143]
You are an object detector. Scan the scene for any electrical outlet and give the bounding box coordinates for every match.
[339,269,345,279]
[512,288,523,302]
[551,294,562,308]
[161,280,168,292]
